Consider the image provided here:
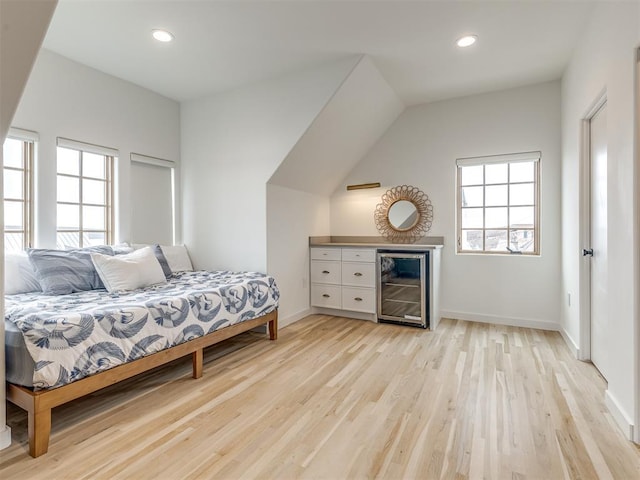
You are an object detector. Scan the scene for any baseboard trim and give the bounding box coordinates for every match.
[604,390,635,441]
[0,426,11,450]
[280,308,312,328]
[559,327,580,358]
[441,310,559,331]
[312,307,377,322]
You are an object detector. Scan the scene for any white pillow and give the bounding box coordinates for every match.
[4,252,42,295]
[91,246,166,293]
[160,245,193,272]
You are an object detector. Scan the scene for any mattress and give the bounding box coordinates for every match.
[5,319,36,386]
[5,270,279,390]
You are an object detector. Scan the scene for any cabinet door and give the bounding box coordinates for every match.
[341,248,375,263]
[310,248,341,261]
[311,284,341,309]
[310,260,341,284]
[342,262,375,287]
[342,286,376,313]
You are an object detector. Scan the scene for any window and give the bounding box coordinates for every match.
[3,129,36,252]
[56,138,116,248]
[130,153,175,245]
[457,151,540,255]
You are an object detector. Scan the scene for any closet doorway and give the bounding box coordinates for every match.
[586,99,609,380]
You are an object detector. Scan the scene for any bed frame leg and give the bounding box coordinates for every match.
[28,408,51,458]
[269,315,278,341]
[192,349,203,379]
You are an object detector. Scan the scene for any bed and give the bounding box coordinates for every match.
[5,247,279,458]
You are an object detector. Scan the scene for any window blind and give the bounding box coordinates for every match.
[130,154,175,245]
[57,137,118,157]
[7,127,39,142]
[456,151,541,167]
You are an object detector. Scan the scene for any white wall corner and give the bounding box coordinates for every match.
[280,308,313,329]
[0,425,11,450]
[441,310,560,332]
[605,390,635,441]
[560,327,580,358]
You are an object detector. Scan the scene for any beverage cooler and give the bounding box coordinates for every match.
[377,251,429,328]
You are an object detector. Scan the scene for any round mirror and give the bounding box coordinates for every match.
[388,200,418,231]
[374,185,433,243]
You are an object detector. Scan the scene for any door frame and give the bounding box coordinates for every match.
[634,46,640,444]
[578,90,607,362]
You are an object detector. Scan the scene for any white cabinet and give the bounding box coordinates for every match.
[310,247,376,314]
[310,260,341,285]
[310,248,341,261]
[341,286,376,313]
[341,248,376,263]
[341,262,375,287]
[310,284,341,309]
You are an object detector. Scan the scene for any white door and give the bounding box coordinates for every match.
[589,101,608,379]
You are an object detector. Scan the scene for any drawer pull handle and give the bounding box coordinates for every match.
[354,297,363,301]
[322,294,331,298]
[322,270,330,274]
[323,253,327,256]
[354,272,363,277]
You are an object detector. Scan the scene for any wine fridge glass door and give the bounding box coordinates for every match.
[378,252,427,327]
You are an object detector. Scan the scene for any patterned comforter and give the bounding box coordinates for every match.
[5,270,279,390]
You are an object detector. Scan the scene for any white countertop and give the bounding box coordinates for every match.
[310,241,443,249]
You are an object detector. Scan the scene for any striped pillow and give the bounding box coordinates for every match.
[27,246,114,295]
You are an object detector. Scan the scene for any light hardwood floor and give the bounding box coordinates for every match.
[1,315,639,479]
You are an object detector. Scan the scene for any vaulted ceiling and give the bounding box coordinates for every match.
[43,1,595,104]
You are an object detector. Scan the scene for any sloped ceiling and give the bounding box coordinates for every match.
[0,0,57,139]
[268,56,404,196]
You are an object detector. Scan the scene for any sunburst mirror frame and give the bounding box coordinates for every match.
[374,185,433,243]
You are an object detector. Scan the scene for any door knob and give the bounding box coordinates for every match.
[582,248,594,257]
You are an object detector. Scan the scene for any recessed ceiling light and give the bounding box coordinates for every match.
[456,35,478,48]
[152,29,174,43]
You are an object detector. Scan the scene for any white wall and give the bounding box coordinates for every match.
[266,184,330,325]
[332,81,562,330]
[180,57,358,273]
[0,0,57,451]
[560,1,640,439]
[11,49,181,247]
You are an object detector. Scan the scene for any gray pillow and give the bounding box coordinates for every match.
[27,246,114,295]
[152,244,172,279]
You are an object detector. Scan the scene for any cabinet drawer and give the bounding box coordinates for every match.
[311,284,341,309]
[341,262,375,287]
[341,248,375,263]
[342,286,376,313]
[310,248,341,261]
[310,260,341,284]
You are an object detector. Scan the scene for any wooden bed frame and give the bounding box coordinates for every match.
[7,309,278,458]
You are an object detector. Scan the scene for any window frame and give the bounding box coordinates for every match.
[56,138,116,248]
[3,129,36,251]
[456,151,541,256]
